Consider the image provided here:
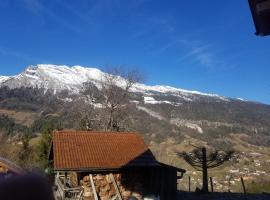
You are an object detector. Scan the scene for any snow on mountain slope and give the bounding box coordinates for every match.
[0,64,229,101]
[0,76,10,83]
[0,64,104,93]
[143,96,182,105]
[137,105,164,120]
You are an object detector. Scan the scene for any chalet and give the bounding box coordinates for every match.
[49,131,185,200]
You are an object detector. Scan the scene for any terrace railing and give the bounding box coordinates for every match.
[55,175,83,200]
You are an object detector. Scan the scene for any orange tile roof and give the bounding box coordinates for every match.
[51,131,158,171]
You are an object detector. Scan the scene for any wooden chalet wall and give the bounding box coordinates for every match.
[64,166,181,200]
[158,166,178,200]
[51,132,185,200]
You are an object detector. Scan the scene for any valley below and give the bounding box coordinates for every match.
[1,65,270,195]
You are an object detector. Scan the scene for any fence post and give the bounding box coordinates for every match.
[188,176,191,192]
[210,177,214,192]
[228,176,232,193]
[240,177,246,194]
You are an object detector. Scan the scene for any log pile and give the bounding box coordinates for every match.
[81,176,94,200]
[115,174,143,200]
[81,173,143,200]
[70,172,79,187]
[81,174,117,200]
[93,174,117,200]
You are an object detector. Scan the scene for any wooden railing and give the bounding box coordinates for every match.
[55,175,83,200]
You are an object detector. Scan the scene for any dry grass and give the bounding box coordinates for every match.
[0,109,37,126]
[150,134,270,193]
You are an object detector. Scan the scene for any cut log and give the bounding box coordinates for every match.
[110,173,123,200]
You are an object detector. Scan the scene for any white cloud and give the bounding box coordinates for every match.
[176,42,235,70]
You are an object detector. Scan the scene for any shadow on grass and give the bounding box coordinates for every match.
[177,191,270,200]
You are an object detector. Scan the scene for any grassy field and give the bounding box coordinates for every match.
[150,134,270,193]
[177,192,270,200]
[0,109,37,126]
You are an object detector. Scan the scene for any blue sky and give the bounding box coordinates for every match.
[0,0,270,104]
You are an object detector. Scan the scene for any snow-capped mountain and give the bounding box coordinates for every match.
[1,64,270,142]
[0,65,104,93]
[0,64,229,102]
[0,76,10,83]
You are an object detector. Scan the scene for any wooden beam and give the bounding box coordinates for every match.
[89,174,99,200]
[188,176,191,192]
[64,172,67,189]
[210,177,214,192]
[241,177,247,194]
[109,173,123,200]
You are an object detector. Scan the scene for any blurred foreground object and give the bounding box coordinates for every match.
[0,157,53,200]
[0,174,54,200]
[249,0,270,36]
[0,156,25,177]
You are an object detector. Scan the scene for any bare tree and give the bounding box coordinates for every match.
[83,67,142,131]
[178,147,234,193]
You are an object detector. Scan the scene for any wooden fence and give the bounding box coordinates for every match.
[180,176,247,194]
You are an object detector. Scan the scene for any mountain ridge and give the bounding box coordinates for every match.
[0,64,270,149]
[0,64,251,104]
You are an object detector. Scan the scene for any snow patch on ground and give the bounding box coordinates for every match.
[62,97,73,102]
[144,96,162,104]
[130,100,140,104]
[0,76,10,84]
[137,106,164,120]
[132,83,228,101]
[170,118,204,134]
[237,97,247,101]
[143,96,182,106]
[90,102,103,108]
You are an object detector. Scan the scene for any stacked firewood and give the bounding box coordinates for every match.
[81,174,117,200]
[93,174,117,200]
[81,173,143,200]
[115,174,143,200]
[81,176,94,200]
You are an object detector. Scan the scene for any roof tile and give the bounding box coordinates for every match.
[52,131,157,171]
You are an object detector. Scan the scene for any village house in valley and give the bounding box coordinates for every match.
[49,131,186,200]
